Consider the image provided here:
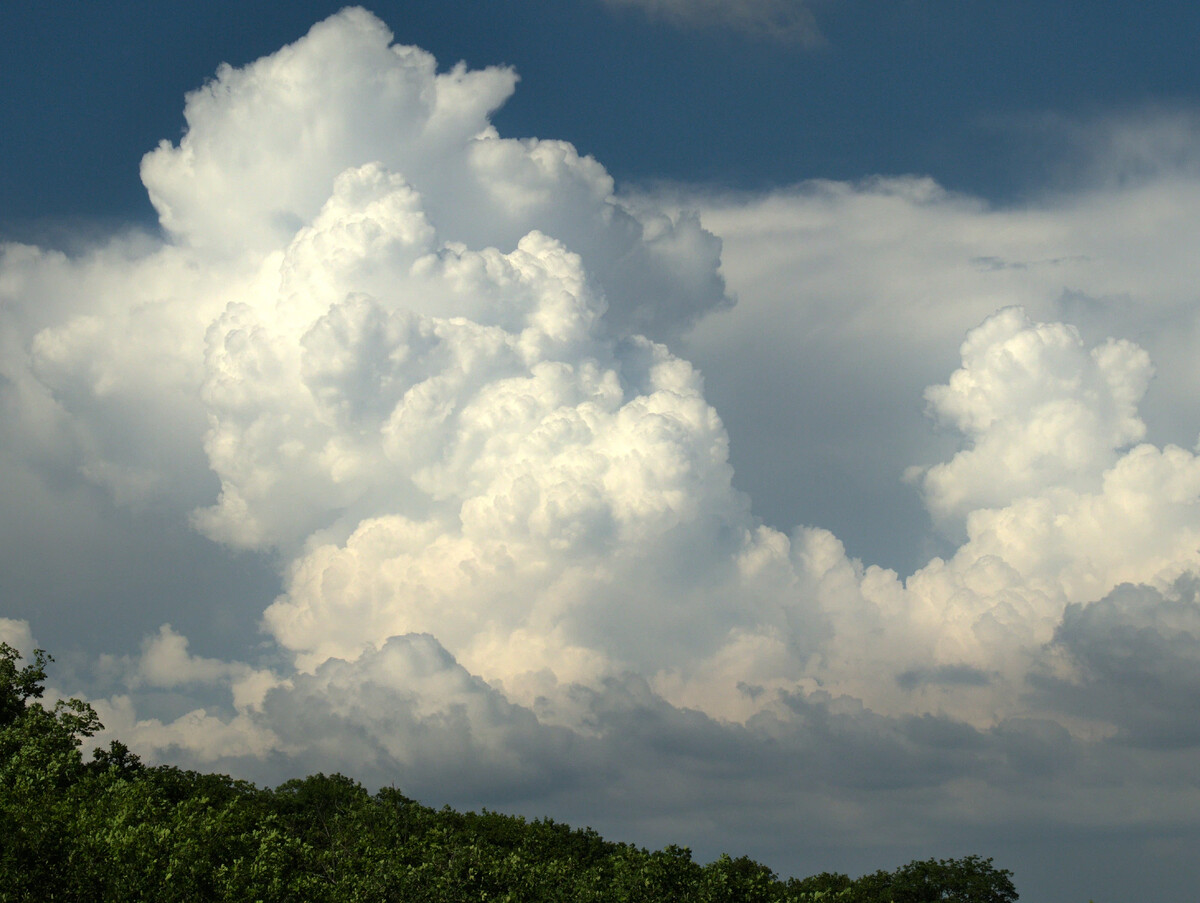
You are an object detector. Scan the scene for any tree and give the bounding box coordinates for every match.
[847,856,1017,903]
[0,644,102,901]
[0,642,1021,902]
[0,643,51,727]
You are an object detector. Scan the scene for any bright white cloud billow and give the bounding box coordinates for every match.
[5,8,1200,901]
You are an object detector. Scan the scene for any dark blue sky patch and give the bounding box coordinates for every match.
[5,0,1200,233]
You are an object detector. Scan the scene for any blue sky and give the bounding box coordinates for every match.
[4,4,1200,902]
[5,0,1200,230]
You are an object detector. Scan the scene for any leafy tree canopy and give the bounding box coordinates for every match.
[0,643,1018,902]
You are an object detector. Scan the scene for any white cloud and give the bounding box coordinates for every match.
[671,166,1200,571]
[0,618,36,656]
[7,10,1200,901]
[132,624,285,712]
[921,307,1152,527]
[140,8,517,256]
[92,694,282,763]
[4,6,809,732]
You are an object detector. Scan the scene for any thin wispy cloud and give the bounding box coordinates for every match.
[598,0,824,43]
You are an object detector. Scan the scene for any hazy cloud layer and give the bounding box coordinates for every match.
[5,9,1200,902]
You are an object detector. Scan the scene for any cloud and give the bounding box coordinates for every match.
[995,106,1200,191]
[94,695,282,764]
[6,6,814,735]
[669,157,1200,573]
[1034,579,1200,748]
[0,6,729,654]
[597,0,824,44]
[139,8,517,256]
[7,10,1200,901]
[801,308,1200,725]
[920,307,1152,527]
[131,624,284,712]
[71,267,1200,814]
[140,10,727,341]
[0,618,36,656]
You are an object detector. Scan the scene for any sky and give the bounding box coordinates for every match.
[3,3,1200,900]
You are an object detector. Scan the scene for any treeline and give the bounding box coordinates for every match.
[0,643,1017,902]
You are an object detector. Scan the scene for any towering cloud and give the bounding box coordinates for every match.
[5,8,1200,900]
[921,308,1152,526]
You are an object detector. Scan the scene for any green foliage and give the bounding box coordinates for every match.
[0,643,1020,902]
[0,643,51,727]
[785,870,854,900]
[0,643,105,901]
[843,855,1017,903]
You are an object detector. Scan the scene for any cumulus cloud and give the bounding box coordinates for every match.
[920,307,1152,526]
[97,699,281,763]
[598,0,824,43]
[5,5,806,737]
[0,7,726,532]
[7,9,1200,901]
[1035,579,1200,747]
[788,306,1200,728]
[129,624,284,712]
[140,8,726,341]
[0,618,36,656]
[671,160,1200,573]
